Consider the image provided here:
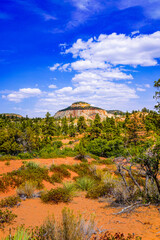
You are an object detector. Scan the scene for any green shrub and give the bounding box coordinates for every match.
[96,158,114,165]
[50,173,63,183]
[52,141,63,148]
[41,187,72,204]
[92,231,142,240]
[87,138,124,157]
[0,209,17,226]
[0,162,49,193]
[50,165,71,178]
[39,146,76,159]
[16,164,49,189]
[63,182,77,196]
[3,227,31,240]
[25,161,40,169]
[0,196,21,208]
[0,173,22,193]
[5,161,10,166]
[86,184,113,199]
[67,163,92,177]
[76,177,95,191]
[0,155,19,161]
[18,152,33,159]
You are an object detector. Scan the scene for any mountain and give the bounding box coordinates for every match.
[54,102,116,120]
[0,113,23,118]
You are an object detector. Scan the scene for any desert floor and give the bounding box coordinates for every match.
[0,158,160,240]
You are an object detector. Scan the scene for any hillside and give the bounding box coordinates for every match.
[0,113,23,118]
[54,102,115,120]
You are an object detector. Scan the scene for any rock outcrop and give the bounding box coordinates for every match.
[1,113,23,118]
[54,102,115,120]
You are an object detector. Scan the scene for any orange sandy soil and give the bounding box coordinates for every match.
[0,158,160,240]
[0,157,81,176]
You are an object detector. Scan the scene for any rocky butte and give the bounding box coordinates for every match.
[54,102,116,120]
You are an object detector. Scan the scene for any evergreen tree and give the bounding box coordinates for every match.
[77,116,87,133]
[154,79,160,113]
[61,117,68,135]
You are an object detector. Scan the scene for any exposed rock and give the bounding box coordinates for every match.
[1,113,23,118]
[54,102,115,120]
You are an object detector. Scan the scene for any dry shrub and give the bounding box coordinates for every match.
[92,231,141,240]
[146,180,160,202]
[113,181,139,204]
[32,208,95,240]
[33,215,56,240]
[16,181,36,198]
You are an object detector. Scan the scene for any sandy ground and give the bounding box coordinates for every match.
[0,157,81,176]
[0,158,160,240]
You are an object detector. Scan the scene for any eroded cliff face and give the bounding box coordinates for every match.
[54,102,114,120]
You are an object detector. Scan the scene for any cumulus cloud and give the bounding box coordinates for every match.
[5,32,157,113]
[3,88,42,102]
[55,87,73,94]
[48,84,57,89]
[49,63,61,71]
[137,87,146,92]
[66,32,160,67]
[43,31,160,112]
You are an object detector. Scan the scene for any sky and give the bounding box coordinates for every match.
[0,0,160,117]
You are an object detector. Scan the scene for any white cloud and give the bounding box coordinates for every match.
[48,84,57,89]
[3,88,42,102]
[66,32,160,67]
[35,32,160,114]
[137,87,146,92]
[71,60,109,70]
[46,32,160,112]
[14,0,56,21]
[118,0,160,19]
[55,87,73,94]
[66,0,104,28]
[58,63,71,71]
[144,84,150,88]
[131,30,140,36]
[49,63,61,71]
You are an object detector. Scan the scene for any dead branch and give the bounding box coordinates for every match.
[122,164,142,193]
[113,202,150,215]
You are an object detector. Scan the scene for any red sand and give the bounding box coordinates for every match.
[0,195,160,240]
[0,158,160,240]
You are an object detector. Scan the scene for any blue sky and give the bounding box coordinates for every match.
[1,0,160,117]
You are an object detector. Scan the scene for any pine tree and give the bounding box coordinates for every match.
[154,79,160,113]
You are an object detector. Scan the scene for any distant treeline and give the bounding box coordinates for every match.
[0,109,159,159]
